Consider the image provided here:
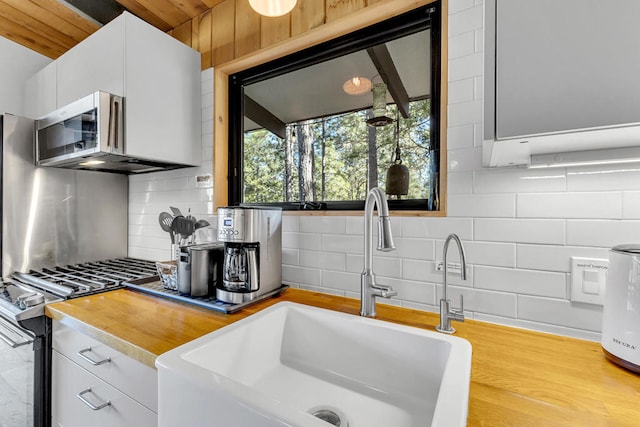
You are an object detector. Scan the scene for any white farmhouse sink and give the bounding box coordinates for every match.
[156,302,472,427]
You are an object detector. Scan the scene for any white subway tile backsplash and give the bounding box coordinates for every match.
[448,5,483,36]
[345,254,402,277]
[298,284,345,296]
[401,258,431,282]
[622,191,640,219]
[475,266,567,298]
[473,76,482,100]
[282,215,299,232]
[128,246,168,262]
[321,234,363,254]
[300,250,346,272]
[201,105,213,123]
[517,295,603,332]
[448,171,473,194]
[402,217,473,239]
[474,28,483,53]
[300,216,346,234]
[448,32,475,59]
[448,0,476,15]
[436,240,515,268]
[401,300,439,313]
[474,218,565,245]
[448,78,475,104]
[403,259,472,287]
[448,100,482,127]
[282,232,321,251]
[448,53,483,82]
[383,277,436,305]
[516,244,609,272]
[344,215,402,237]
[436,286,517,318]
[129,224,167,240]
[321,270,360,293]
[447,124,474,150]
[517,192,622,219]
[473,313,601,342]
[282,248,299,265]
[567,166,640,192]
[448,147,482,172]
[391,237,435,261]
[473,168,566,194]
[448,193,516,218]
[201,68,213,90]
[282,265,322,287]
[566,220,640,248]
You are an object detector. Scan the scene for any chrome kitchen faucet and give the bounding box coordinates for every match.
[436,234,467,334]
[360,187,397,317]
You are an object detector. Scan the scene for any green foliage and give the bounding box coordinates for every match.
[243,99,434,203]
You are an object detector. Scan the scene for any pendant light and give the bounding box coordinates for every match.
[386,115,409,197]
[249,0,297,17]
[366,82,393,127]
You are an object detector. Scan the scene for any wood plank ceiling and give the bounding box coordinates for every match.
[0,0,226,59]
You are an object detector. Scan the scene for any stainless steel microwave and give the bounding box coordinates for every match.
[35,91,123,167]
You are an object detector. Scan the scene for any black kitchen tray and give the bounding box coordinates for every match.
[123,276,288,314]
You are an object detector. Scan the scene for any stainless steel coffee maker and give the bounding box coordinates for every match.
[216,206,282,303]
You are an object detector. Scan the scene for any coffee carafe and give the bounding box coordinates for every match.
[222,243,258,292]
[216,207,281,303]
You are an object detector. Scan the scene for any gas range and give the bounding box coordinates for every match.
[0,258,157,323]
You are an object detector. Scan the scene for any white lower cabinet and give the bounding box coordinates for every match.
[51,321,157,427]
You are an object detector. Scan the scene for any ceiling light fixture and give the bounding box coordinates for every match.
[366,82,393,127]
[249,0,297,17]
[342,76,372,95]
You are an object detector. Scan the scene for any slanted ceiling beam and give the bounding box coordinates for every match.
[244,95,287,139]
[61,0,126,25]
[367,44,410,118]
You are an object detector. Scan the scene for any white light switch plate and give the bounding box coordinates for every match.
[570,257,609,305]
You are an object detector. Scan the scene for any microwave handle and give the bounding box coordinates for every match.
[108,96,123,154]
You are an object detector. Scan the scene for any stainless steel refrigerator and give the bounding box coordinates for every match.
[0,113,128,426]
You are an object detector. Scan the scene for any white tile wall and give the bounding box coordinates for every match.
[128,68,215,261]
[127,1,636,342]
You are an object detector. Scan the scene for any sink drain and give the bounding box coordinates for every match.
[308,406,348,427]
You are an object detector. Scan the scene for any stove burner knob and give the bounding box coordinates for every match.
[17,292,44,309]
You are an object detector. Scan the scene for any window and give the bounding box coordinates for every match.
[228,3,442,211]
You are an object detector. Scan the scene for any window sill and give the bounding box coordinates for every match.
[283,210,446,217]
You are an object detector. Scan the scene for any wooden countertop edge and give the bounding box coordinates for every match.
[46,304,158,368]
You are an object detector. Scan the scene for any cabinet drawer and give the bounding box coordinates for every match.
[53,351,157,427]
[53,321,157,412]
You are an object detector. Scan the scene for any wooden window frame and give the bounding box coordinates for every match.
[214,0,448,217]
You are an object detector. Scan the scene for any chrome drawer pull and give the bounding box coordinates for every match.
[77,388,111,410]
[77,347,111,365]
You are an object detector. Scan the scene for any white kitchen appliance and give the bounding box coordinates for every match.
[601,244,640,373]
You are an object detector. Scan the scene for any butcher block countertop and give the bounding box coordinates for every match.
[45,287,640,426]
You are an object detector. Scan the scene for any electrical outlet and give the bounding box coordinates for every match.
[436,261,463,274]
[195,174,213,188]
[570,257,608,305]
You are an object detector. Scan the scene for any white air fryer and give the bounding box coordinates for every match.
[601,244,640,373]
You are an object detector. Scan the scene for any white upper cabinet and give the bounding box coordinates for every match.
[483,0,640,167]
[56,16,125,105]
[28,12,201,168]
[24,61,56,119]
